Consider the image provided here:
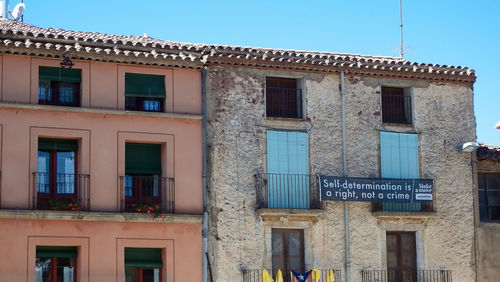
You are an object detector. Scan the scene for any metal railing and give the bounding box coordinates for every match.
[361,269,452,282]
[32,172,90,211]
[119,175,175,213]
[266,87,303,119]
[255,173,320,209]
[242,268,341,282]
[382,93,412,124]
[372,186,435,213]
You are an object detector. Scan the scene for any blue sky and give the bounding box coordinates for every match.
[15,0,499,144]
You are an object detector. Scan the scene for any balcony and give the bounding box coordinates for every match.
[242,268,341,282]
[32,172,90,211]
[361,269,452,282]
[119,175,175,214]
[255,173,320,210]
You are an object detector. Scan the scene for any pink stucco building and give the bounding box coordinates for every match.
[0,19,203,282]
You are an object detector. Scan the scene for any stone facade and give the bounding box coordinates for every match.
[206,66,476,281]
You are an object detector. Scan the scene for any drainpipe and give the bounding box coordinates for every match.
[340,70,351,282]
[202,68,209,282]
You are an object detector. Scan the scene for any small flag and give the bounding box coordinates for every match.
[311,269,321,282]
[291,270,312,282]
[327,269,335,282]
[262,269,274,282]
[275,269,283,282]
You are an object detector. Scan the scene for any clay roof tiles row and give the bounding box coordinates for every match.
[0,19,476,82]
[477,144,500,162]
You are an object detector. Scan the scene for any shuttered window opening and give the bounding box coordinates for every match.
[125,248,163,268]
[125,73,166,98]
[125,143,162,175]
[380,131,420,211]
[36,246,78,258]
[39,67,82,83]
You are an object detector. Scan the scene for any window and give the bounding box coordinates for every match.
[381,87,412,124]
[36,138,78,210]
[125,248,162,282]
[125,73,166,112]
[266,131,309,209]
[386,232,417,282]
[266,77,302,119]
[38,67,81,107]
[124,143,162,211]
[35,246,77,282]
[478,173,500,221]
[378,131,427,212]
[272,229,304,275]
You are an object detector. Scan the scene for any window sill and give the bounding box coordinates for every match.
[262,117,309,130]
[0,209,203,224]
[257,208,323,222]
[372,210,436,219]
[0,102,202,120]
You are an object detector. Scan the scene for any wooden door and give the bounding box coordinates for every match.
[386,232,417,282]
[272,229,304,281]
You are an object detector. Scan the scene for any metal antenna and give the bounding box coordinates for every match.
[400,0,404,58]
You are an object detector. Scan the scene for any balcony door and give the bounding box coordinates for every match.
[386,232,417,282]
[266,131,309,209]
[37,138,78,210]
[272,229,304,281]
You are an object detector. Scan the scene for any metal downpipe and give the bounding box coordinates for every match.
[202,68,209,282]
[341,70,351,282]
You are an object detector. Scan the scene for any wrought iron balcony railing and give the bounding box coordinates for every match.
[371,186,435,213]
[361,269,452,282]
[119,175,175,214]
[32,172,90,211]
[255,173,320,209]
[242,268,341,282]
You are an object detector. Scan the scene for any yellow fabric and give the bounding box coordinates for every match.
[262,269,274,282]
[311,269,321,282]
[326,269,335,282]
[275,269,283,282]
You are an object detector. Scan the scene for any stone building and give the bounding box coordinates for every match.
[475,144,500,282]
[204,48,477,281]
[0,19,204,281]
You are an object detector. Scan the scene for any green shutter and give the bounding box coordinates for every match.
[39,66,81,83]
[36,246,77,258]
[125,248,163,268]
[38,138,78,151]
[125,73,166,98]
[125,143,162,174]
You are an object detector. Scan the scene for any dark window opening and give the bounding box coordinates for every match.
[35,246,78,282]
[125,248,162,282]
[38,67,81,107]
[125,73,166,112]
[386,232,417,282]
[382,87,412,124]
[478,173,500,221]
[266,77,302,119]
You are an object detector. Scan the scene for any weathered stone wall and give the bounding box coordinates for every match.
[206,66,476,282]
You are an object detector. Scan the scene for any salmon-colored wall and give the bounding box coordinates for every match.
[0,54,203,213]
[0,219,202,282]
[0,107,202,213]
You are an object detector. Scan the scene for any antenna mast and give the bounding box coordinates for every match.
[400,0,404,58]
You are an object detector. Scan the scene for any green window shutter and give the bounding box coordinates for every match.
[125,143,162,174]
[38,138,78,151]
[125,73,166,98]
[39,66,81,83]
[125,248,163,268]
[36,246,77,258]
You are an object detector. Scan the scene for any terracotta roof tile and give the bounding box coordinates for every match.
[477,144,500,161]
[0,19,476,82]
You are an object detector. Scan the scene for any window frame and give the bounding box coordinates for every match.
[38,67,82,107]
[265,77,303,119]
[271,228,305,274]
[478,172,500,222]
[35,247,78,282]
[381,86,412,125]
[124,72,166,113]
